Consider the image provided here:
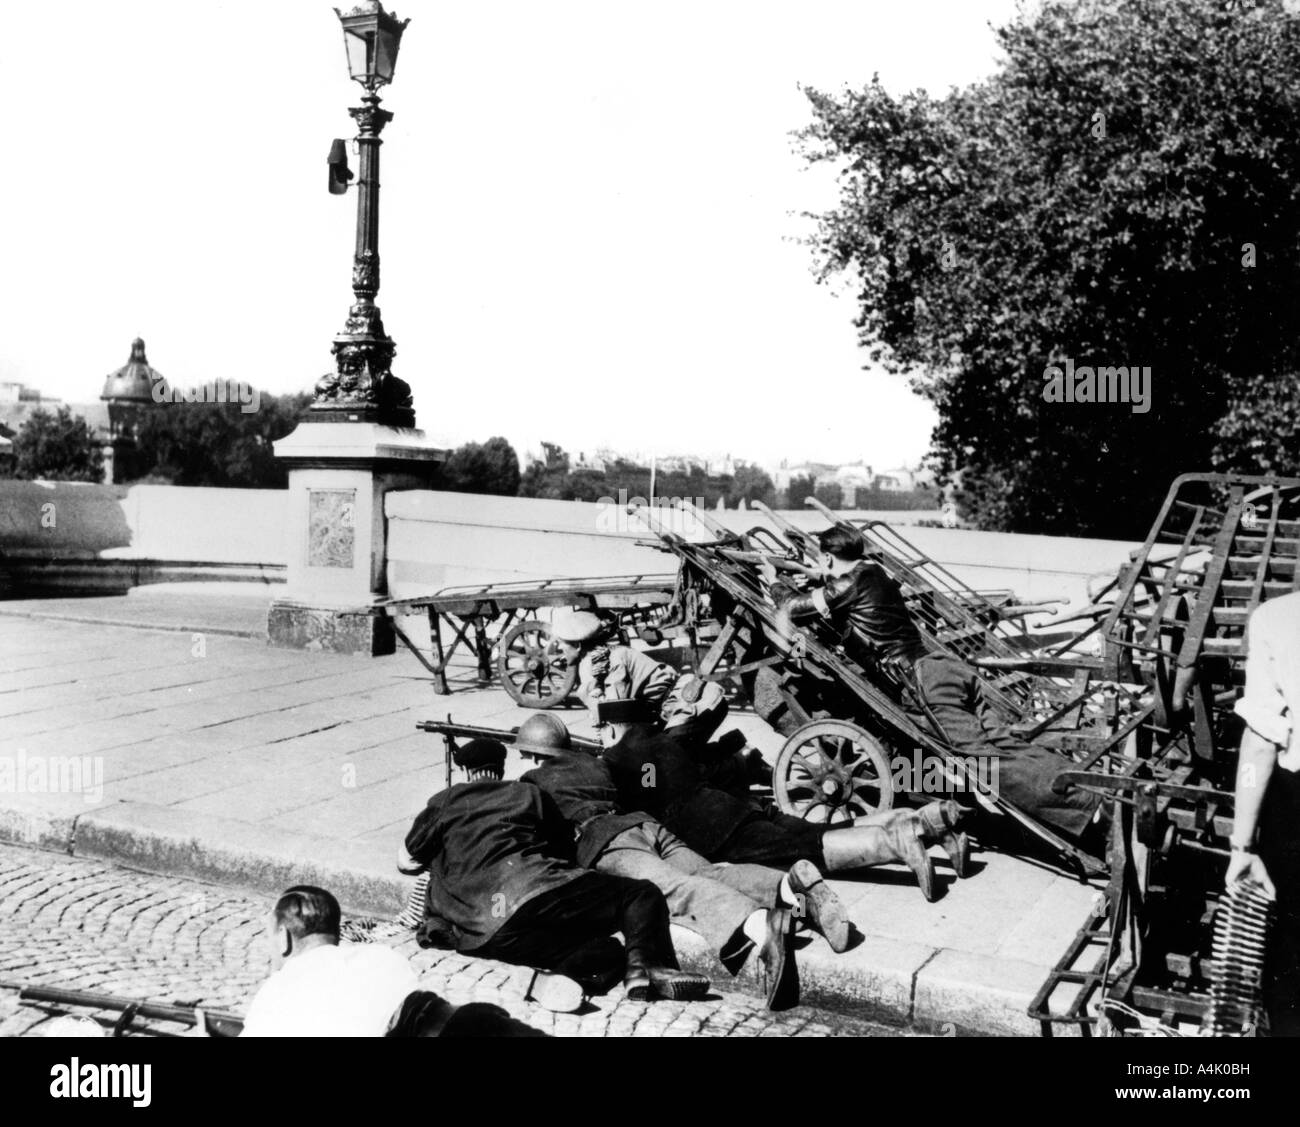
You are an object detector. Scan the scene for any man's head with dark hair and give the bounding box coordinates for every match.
[267,885,341,969]
[817,526,866,575]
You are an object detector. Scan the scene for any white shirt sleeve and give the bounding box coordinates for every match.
[1235,607,1292,749]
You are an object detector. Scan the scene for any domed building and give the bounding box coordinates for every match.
[99,338,168,483]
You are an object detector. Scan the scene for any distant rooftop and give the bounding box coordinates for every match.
[102,338,167,403]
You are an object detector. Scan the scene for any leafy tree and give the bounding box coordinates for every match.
[439,436,522,495]
[814,481,845,510]
[800,0,1300,537]
[12,407,103,482]
[0,424,16,479]
[786,474,816,510]
[131,388,311,488]
[520,444,573,499]
[1212,369,1300,476]
[727,462,777,507]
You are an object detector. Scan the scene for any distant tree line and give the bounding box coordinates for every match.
[1,407,104,483]
[509,444,777,509]
[131,390,313,487]
[1,407,931,514]
[784,474,936,512]
[0,391,313,487]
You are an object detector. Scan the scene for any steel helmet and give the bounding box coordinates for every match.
[514,712,573,756]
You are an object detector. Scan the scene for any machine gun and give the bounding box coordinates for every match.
[0,981,244,1037]
[416,718,603,786]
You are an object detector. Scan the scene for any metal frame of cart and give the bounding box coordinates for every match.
[341,574,685,707]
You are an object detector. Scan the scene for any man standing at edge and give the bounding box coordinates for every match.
[1228,591,1300,1036]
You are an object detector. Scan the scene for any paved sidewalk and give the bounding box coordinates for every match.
[0,587,272,639]
[0,602,1099,1034]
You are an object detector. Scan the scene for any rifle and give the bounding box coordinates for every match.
[0,981,244,1037]
[416,719,603,763]
[718,548,818,576]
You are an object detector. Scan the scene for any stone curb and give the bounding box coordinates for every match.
[0,794,1060,1035]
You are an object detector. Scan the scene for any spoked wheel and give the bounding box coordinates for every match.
[773,719,895,825]
[497,620,577,709]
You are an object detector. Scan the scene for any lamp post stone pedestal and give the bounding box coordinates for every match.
[267,2,442,655]
[267,423,440,655]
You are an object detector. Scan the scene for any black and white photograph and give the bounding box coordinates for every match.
[0,0,1296,1104]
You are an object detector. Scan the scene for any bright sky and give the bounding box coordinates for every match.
[0,0,1024,470]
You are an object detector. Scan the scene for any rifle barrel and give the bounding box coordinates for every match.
[719,549,814,574]
[417,720,602,753]
[3,982,244,1036]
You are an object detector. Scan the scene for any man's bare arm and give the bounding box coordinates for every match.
[1227,727,1277,894]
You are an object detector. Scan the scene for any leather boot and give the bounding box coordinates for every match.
[821,813,937,902]
[915,799,971,878]
[624,960,710,1002]
[787,859,851,953]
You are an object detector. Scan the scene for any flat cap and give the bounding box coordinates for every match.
[550,608,604,644]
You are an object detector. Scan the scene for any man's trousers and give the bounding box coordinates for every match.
[912,654,1100,839]
[1259,765,1300,1036]
[467,871,675,994]
[710,806,828,871]
[594,821,781,954]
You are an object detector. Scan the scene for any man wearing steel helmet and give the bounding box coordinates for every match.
[518,712,846,1010]
[400,736,709,1004]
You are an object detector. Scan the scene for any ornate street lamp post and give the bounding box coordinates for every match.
[313,2,414,427]
[269,2,441,656]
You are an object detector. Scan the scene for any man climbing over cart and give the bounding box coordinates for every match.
[762,524,1104,850]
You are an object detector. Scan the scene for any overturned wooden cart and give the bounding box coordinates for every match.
[629,498,1138,878]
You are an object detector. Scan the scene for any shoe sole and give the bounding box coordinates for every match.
[761,942,800,1012]
[944,832,971,879]
[788,860,851,953]
[529,972,586,1013]
[648,971,710,1002]
[516,969,585,1013]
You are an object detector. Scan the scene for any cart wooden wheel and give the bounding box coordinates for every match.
[497,620,577,709]
[774,719,895,824]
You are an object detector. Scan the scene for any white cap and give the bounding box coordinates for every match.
[551,608,603,644]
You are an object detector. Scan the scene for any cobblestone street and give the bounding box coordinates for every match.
[0,845,904,1038]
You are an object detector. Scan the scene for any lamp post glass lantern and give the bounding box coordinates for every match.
[337,2,408,89]
[313,2,414,427]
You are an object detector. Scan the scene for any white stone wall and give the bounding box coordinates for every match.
[0,480,286,564]
[0,479,1140,624]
